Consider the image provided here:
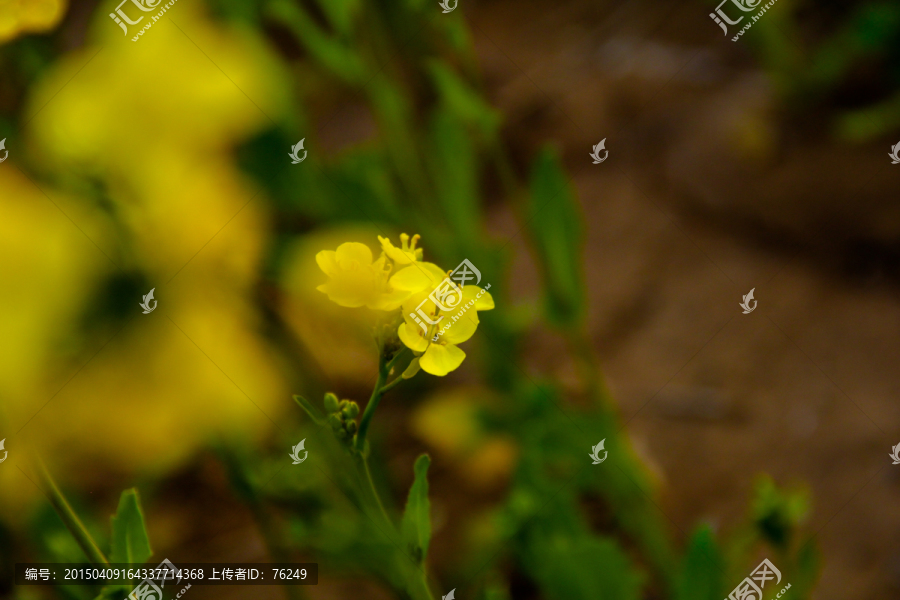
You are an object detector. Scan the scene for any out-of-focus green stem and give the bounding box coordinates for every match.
[36,459,110,569]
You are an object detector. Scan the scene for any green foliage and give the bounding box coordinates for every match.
[676,526,724,600]
[736,0,900,140]
[400,454,433,564]
[751,475,809,550]
[525,531,644,600]
[109,489,152,566]
[525,148,586,329]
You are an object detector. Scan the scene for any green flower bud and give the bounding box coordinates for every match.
[346,420,358,434]
[336,428,349,440]
[347,401,360,418]
[328,414,343,431]
[324,393,340,413]
[340,399,350,411]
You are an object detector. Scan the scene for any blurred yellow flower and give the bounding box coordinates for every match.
[410,387,517,490]
[0,0,67,43]
[0,4,291,518]
[316,242,409,310]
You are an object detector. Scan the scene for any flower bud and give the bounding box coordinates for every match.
[328,414,343,431]
[346,420,358,434]
[347,401,360,418]
[324,393,340,413]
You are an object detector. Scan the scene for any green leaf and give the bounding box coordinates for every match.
[676,525,723,600]
[400,454,432,564]
[109,489,152,566]
[526,148,586,329]
[427,61,500,137]
[528,531,644,600]
[427,109,478,245]
[314,0,360,35]
[265,0,364,83]
[294,395,328,426]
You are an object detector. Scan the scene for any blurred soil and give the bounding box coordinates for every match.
[472,0,900,599]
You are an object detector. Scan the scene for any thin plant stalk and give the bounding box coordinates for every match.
[349,347,435,600]
[36,458,110,569]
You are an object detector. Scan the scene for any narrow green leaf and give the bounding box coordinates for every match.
[428,61,500,137]
[293,395,328,426]
[400,454,432,564]
[526,148,586,329]
[109,489,152,566]
[676,525,723,600]
[427,109,478,245]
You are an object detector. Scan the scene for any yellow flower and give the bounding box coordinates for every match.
[396,282,494,376]
[316,242,409,310]
[378,233,423,265]
[0,0,67,43]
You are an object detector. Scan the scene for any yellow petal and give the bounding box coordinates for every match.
[398,322,429,352]
[317,280,369,308]
[420,343,466,376]
[439,307,478,344]
[369,287,411,311]
[334,242,373,268]
[463,285,495,310]
[390,262,446,292]
[315,250,339,277]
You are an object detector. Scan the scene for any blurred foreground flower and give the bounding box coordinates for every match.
[0,0,67,43]
[0,4,289,517]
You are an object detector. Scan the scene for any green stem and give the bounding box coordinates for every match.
[355,362,388,453]
[352,452,394,532]
[379,374,405,395]
[347,348,433,600]
[354,348,408,453]
[36,459,110,569]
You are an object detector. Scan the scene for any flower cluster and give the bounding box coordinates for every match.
[323,393,360,441]
[316,234,493,376]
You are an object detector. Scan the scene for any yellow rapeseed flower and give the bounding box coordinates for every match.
[396,281,494,376]
[0,0,67,43]
[316,242,409,310]
[316,233,493,376]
